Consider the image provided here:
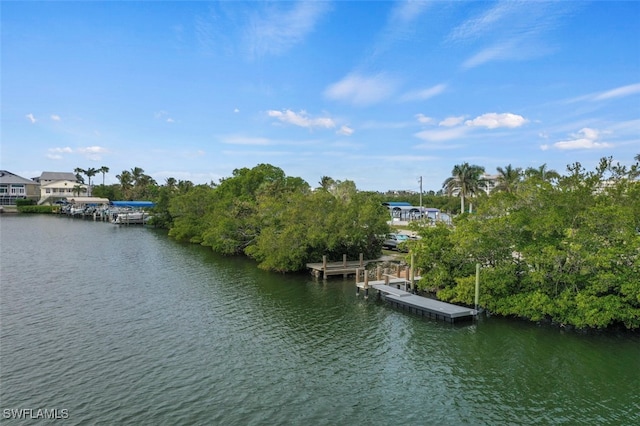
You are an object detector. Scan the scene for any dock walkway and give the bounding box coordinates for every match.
[356,273,476,323]
[306,254,376,279]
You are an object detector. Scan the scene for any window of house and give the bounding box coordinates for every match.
[10,185,25,195]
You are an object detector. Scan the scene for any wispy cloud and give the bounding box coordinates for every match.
[439,116,466,127]
[450,2,574,69]
[370,0,431,58]
[415,126,470,142]
[51,114,61,121]
[563,83,640,104]
[337,125,354,136]
[26,113,36,123]
[593,83,640,101]
[553,128,612,150]
[46,146,107,161]
[267,109,336,129]
[245,1,330,59]
[155,110,175,123]
[415,114,434,124]
[399,83,447,102]
[465,113,528,129]
[221,135,272,146]
[325,73,398,106]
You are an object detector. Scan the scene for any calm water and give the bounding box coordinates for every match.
[1,215,638,425]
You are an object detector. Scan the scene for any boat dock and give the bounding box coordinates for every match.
[306,254,376,279]
[355,268,476,323]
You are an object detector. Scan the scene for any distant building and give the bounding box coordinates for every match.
[32,171,79,185]
[39,180,88,205]
[0,170,40,205]
[382,201,450,224]
[482,173,499,194]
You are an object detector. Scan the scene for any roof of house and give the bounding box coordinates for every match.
[40,180,87,188]
[36,171,78,182]
[0,170,38,185]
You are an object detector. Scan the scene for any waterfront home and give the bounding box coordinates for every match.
[0,170,39,205]
[39,180,89,205]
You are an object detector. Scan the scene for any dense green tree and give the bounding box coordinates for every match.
[414,157,640,329]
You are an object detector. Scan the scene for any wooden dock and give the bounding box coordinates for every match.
[306,254,376,279]
[355,269,476,323]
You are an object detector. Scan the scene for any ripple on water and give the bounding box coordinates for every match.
[1,216,639,425]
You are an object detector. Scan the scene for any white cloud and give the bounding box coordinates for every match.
[415,114,434,124]
[324,73,398,106]
[46,146,73,160]
[593,83,640,101]
[234,108,240,113]
[337,125,354,136]
[77,146,108,160]
[553,127,612,150]
[415,126,469,142]
[50,114,61,121]
[465,113,528,129]
[155,110,175,123]
[222,136,272,146]
[399,84,447,102]
[26,113,36,123]
[439,116,466,127]
[267,109,335,129]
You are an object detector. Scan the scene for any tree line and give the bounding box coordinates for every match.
[81,156,639,329]
[410,157,639,329]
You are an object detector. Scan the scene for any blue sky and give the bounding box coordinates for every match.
[2,1,639,192]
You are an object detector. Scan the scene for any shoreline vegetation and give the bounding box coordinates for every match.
[19,157,640,330]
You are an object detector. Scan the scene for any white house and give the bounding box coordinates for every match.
[39,180,89,205]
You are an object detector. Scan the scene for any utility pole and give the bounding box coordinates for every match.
[418,176,423,211]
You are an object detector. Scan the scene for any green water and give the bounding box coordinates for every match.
[1,215,638,425]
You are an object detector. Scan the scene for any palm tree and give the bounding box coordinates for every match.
[634,154,640,162]
[116,170,133,199]
[98,166,110,186]
[130,167,145,186]
[494,164,523,194]
[85,167,97,196]
[524,163,560,182]
[165,177,177,190]
[74,167,86,184]
[442,163,486,214]
[72,185,87,197]
[319,176,335,190]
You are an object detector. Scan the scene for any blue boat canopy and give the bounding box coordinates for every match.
[110,201,155,208]
[382,201,412,207]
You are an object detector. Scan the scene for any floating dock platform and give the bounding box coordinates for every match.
[356,270,476,323]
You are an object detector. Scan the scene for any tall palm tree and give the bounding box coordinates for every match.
[85,167,98,196]
[634,154,640,162]
[98,166,110,186]
[524,163,560,182]
[494,164,523,194]
[442,163,486,214]
[130,167,145,186]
